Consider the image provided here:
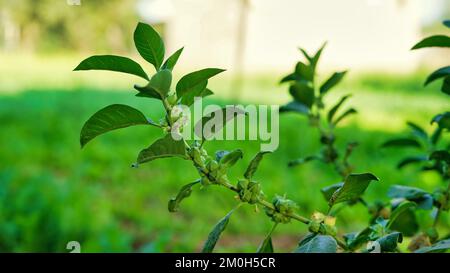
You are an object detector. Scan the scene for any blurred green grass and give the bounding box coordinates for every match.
[0,55,449,252]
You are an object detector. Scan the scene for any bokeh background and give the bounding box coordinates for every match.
[0,0,449,252]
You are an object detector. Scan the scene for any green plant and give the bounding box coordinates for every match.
[75,22,389,253]
[76,21,450,253]
[380,20,450,252]
[280,44,356,179]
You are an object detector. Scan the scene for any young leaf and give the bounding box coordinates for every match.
[162,47,184,71]
[320,182,344,202]
[149,69,172,97]
[397,156,428,169]
[327,95,351,123]
[320,71,347,94]
[134,22,165,70]
[137,134,187,164]
[376,232,403,252]
[328,173,379,207]
[74,55,149,80]
[415,239,450,253]
[80,104,154,147]
[294,62,314,82]
[332,108,357,125]
[406,121,428,141]
[289,82,314,108]
[288,155,319,167]
[168,180,200,212]
[220,149,243,168]
[310,42,326,70]
[215,150,230,162]
[381,138,421,148]
[257,223,277,253]
[279,73,300,84]
[424,66,450,86]
[202,208,237,253]
[257,236,274,253]
[431,112,450,131]
[387,201,416,230]
[411,35,450,49]
[244,151,271,179]
[134,83,162,100]
[279,101,310,115]
[294,234,337,253]
[431,127,443,145]
[176,68,225,98]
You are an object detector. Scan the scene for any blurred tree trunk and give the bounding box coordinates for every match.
[231,0,250,100]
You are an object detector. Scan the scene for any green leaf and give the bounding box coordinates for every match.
[181,87,213,106]
[425,66,450,85]
[328,173,379,207]
[415,239,450,253]
[134,83,162,100]
[382,138,421,148]
[299,43,326,72]
[444,20,450,28]
[194,106,246,140]
[387,185,433,210]
[176,68,225,98]
[406,121,428,140]
[80,104,153,147]
[137,134,187,164]
[220,149,243,168]
[332,108,357,125]
[168,180,200,212]
[202,208,237,253]
[376,232,403,252]
[387,208,418,237]
[279,101,309,115]
[431,112,450,132]
[295,62,314,82]
[288,155,319,167]
[294,234,337,253]
[328,95,351,123]
[257,223,277,253]
[257,236,274,253]
[320,182,344,202]
[443,75,450,95]
[289,82,315,108]
[244,151,271,179]
[162,47,184,71]
[387,201,416,229]
[344,228,372,250]
[397,156,428,169]
[431,127,443,145]
[280,73,300,84]
[74,55,149,80]
[320,71,347,94]
[134,22,165,70]
[215,150,230,162]
[412,35,450,49]
[148,69,172,97]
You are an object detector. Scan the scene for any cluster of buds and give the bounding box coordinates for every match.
[265,196,298,223]
[308,211,337,236]
[236,179,263,204]
[188,144,229,186]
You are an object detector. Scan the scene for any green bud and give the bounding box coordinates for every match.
[308,221,321,233]
[167,93,178,105]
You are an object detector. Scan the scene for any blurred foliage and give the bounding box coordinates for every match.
[0,0,138,52]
